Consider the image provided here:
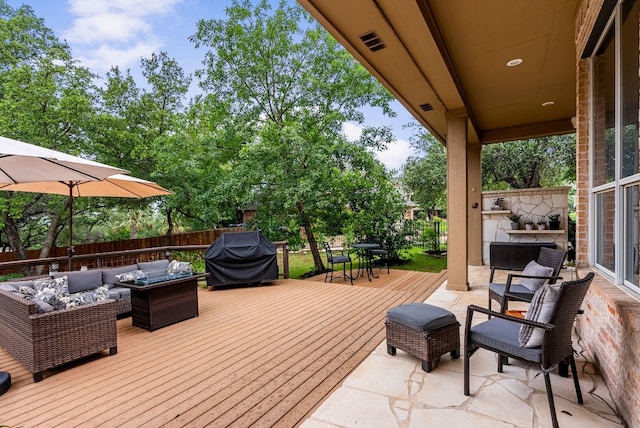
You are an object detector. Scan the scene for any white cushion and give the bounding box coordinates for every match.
[519,260,554,291]
[519,282,563,348]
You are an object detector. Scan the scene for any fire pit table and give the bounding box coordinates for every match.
[117,273,208,331]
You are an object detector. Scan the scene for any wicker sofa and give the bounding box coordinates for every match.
[50,260,178,317]
[0,289,117,382]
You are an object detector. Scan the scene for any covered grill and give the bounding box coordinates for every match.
[205,231,278,288]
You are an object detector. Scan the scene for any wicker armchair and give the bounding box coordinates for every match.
[0,290,117,382]
[464,272,595,428]
[488,247,567,313]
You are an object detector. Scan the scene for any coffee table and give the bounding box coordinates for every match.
[117,273,208,331]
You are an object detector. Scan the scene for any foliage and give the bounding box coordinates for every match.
[288,246,447,279]
[189,0,402,272]
[402,129,447,215]
[508,214,522,222]
[0,1,97,262]
[482,134,576,189]
[421,227,440,252]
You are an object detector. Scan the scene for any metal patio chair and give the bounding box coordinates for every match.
[323,242,353,285]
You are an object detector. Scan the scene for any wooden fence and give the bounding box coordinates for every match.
[0,228,289,280]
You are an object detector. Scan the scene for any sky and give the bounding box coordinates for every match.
[7,0,418,171]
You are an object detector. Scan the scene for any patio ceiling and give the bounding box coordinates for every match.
[298,0,578,145]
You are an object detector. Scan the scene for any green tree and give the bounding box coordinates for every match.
[402,129,447,216]
[190,0,402,272]
[482,134,576,189]
[0,1,96,264]
[88,52,192,237]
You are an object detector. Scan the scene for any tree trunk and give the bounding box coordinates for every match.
[3,214,39,276]
[39,202,65,259]
[296,201,325,272]
[166,209,176,235]
[130,213,138,239]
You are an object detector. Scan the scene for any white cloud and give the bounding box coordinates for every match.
[342,122,412,171]
[64,14,153,44]
[62,0,183,72]
[343,122,362,141]
[376,138,412,171]
[77,40,163,72]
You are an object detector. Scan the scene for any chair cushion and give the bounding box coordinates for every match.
[330,255,350,263]
[0,371,10,396]
[519,282,564,348]
[137,259,170,277]
[489,282,535,301]
[387,303,457,333]
[109,286,130,298]
[102,264,138,286]
[519,260,554,291]
[53,270,102,294]
[0,282,20,292]
[471,318,542,362]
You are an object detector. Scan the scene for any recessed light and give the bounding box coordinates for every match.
[506,58,523,67]
[542,101,555,107]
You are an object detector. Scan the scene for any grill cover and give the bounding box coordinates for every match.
[205,231,278,287]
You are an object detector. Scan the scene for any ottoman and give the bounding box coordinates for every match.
[386,303,460,372]
[0,371,10,396]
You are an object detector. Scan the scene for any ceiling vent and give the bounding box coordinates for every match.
[419,103,434,112]
[359,31,386,52]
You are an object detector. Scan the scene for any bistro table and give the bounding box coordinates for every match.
[117,273,209,331]
[351,243,380,281]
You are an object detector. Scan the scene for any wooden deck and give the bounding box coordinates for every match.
[0,269,447,427]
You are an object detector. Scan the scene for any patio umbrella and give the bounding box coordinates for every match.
[1,173,172,269]
[0,136,170,268]
[0,135,127,184]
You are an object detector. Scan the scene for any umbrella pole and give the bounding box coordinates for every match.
[67,184,74,271]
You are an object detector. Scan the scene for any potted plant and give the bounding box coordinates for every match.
[524,218,534,230]
[548,214,561,230]
[536,216,547,230]
[491,197,505,210]
[507,213,521,230]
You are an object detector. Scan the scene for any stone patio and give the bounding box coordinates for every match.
[302,266,624,428]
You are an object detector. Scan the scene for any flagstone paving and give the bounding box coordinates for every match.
[303,266,625,428]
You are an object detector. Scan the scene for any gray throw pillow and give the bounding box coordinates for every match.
[519,282,563,347]
[519,260,554,291]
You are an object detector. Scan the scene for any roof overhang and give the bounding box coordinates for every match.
[298,0,578,145]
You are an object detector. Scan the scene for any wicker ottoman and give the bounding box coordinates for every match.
[386,303,460,372]
[0,371,10,396]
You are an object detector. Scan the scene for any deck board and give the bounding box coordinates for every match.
[0,269,446,427]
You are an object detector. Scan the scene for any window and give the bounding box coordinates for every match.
[591,0,640,293]
[624,185,640,287]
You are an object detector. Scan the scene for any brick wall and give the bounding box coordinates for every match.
[574,1,640,426]
[576,273,640,428]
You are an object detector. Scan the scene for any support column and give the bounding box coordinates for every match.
[446,109,470,290]
[467,142,483,265]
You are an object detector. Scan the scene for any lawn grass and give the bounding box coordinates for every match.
[287,246,447,279]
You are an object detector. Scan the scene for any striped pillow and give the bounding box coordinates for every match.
[519,260,554,291]
[519,282,563,348]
